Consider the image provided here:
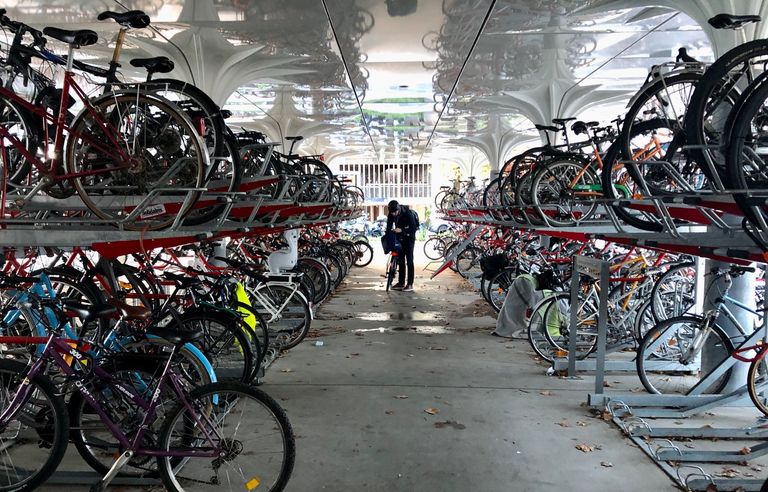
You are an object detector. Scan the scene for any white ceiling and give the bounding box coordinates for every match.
[2,0,718,167]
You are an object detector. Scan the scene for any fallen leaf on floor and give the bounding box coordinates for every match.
[684,444,695,449]
[700,424,714,429]
[575,444,594,453]
[601,411,612,421]
[434,420,466,430]
[429,346,448,351]
[556,421,570,427]
[600,462,613,468]
[705,485,717,492]
[603,381,612,388]
[424,407,440,415]
[576,421,589,427]
[394,395,409,399]
[407,353,414,357]
[385,410,394,416]
[715,468,740,478]
[539,391,553,396]
[751,465,764,472]
[594,445,603,450]
[355,332,364,337]
[350,353,360,356]
[629,387,645,393]
[739,446,751,455]
[280,368,294,373]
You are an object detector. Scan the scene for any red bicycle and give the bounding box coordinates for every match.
[0,24,208,230]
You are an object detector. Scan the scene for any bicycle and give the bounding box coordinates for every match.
[0,321,295,491]
[636,265,761,395]
[0,20,208,230]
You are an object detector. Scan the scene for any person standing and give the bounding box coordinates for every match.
[386,199,416,291]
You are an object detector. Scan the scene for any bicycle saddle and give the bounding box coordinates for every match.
[107,298,151,321]
[43,27,98,47]
[130,56,174,74]
[148,325,203,345]
[535,124,558,132]
[285,136,304,141]
[571,121,599,135]
[97,10,150,29]
[708,13,761,29]
[61,299,117,323]
[552,117,576,125]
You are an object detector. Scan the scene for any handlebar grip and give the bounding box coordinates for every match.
[732,265,756,273]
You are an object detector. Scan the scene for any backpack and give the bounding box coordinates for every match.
[405,206,420,229]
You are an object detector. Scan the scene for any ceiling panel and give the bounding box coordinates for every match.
[0,0,711,165]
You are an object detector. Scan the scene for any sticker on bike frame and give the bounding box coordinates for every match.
[139,203,166,220]
[245,477,261,490]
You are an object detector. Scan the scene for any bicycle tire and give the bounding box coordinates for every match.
[423,237,446,260]
[488,267,517,313]
[65,91,207,231]
[530,157,599,226]
[0,98,37,187]
[650,262,696,321]
[296,258,331,304]
[685,39,768,182]
[748,354,768,417]
[352,240,374,267]
[69,354,202,477]
[157,381,295,492]
[178,309,254,383]
[0,358,68,492]
[601,119,673,231]
[636,315,734,395]
[725,74,768,230]
[386,255,397,291]
[251,284,311,351]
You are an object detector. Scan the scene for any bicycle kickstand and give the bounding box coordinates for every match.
[90,450,134,492]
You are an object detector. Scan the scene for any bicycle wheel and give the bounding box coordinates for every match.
[0,358,68,492]
[352,240,374,267]
[527,292,570,362]
[423,237,446,260]
[530,158,599,226]
[0,98,36,187]
[601,119,674,231]
[296,258,331,304]
[68,355,188,477]
[386,255,397,291]
[455,246,482,278]
[65,91,207,231]
[748,354,768,417]
[542,291,599,360]
[487,267,517,313]
[725,75,768,231]
[157,381,295,492]
[685,39,768,182]
[636,316,734,395]
[251,284,311,351]
[178,309,254,383]
[621,72,701,147]
[650,262,696,321]
[634,299,657,342]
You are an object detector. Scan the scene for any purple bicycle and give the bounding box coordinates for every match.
[0,322,295,491]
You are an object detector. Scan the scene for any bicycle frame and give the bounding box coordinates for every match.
[0,334,223,459]
[0,57,131,184]
[248,278,306,323]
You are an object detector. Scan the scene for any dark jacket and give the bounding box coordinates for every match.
[386,205,417,240]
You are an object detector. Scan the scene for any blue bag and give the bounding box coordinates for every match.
[381,231,402,254]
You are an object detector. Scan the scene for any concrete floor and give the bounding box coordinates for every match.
[264,249,679,492]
